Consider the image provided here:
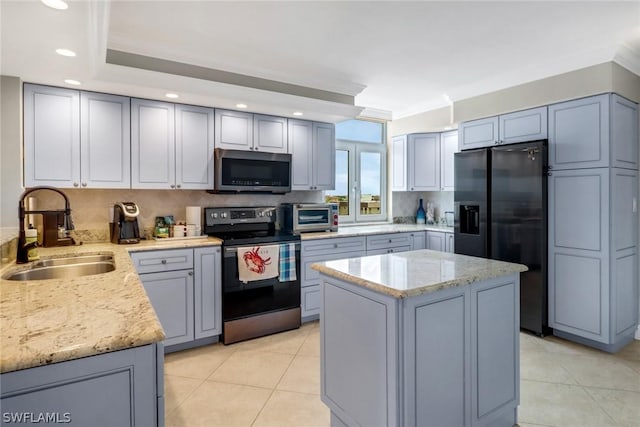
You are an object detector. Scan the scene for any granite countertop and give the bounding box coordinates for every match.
[0,237,222,374]
[311,249,528,299]
[300,223,454,240]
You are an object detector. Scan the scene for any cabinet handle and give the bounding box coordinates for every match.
[495,141,499,145]
[333,244,338,249]
[176,184,181,189]
[73,182,79,187]
[548,165,553,170]
[388,239,392,243]
[188,271,193,276]
[81,182,87,187]
[170,184,175,189]
[161,259,167,264]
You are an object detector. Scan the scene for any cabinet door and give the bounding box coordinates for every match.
[289,119,314,190]
[611,94,638,170]
[548,168,609,342]
[80,92,130,189]
[313,122,336,190]
[440,131,458,191]
[140,270,195,347]
[458,116,499,151]
[131,99,175,189]
[254,114,287,153]
[194,247,222,339]
[411,232,426,250]
[408,133,440,191]
[391,135,408,191]
[548,94,609,170]
[175,104,214,190]
[301,284,321,319]
[426,231,446,252]
[445,232,455,253]
[499,106,547,144]
[23,84,80,188]
[214,109,253,150]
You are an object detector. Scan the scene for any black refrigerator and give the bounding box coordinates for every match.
[454,140,551,336]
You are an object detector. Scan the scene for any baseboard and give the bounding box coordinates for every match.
[635,325,640,340]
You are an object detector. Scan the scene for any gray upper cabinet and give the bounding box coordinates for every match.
[459,106,547,150]
[549,94,610,170]
[392,133,441,191]
[133,100,214,190]
[549,93,638,171]
[175,104,215,190]
[131,98,176,189]
[312,122,336,190]
[391,135,408,191]
[289,119,314,190]
[214,109,253,150]
[80,92,131,189]
[253,114,288,153]
[611,94,638,170]
[215,109,288,153]
[24,84,130,189]
[290,120,335,190]
[440,130,458,191]
[458,116,499,150]
[24,84,80,188]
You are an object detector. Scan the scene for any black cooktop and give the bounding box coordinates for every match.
[210,230,299,247]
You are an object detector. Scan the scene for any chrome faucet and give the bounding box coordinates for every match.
[17,186,75,264]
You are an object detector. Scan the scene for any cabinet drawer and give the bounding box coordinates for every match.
[302,249,366,285]
[367,245,413,255]
[302,237,366,257]
[130,249,193,274]
[366,233,412,250]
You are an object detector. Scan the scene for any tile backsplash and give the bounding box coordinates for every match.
[18,189,323,243]
[392,191,454,224]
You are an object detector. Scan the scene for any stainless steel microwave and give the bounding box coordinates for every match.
[279,203,339,233]
[213,148,291,193]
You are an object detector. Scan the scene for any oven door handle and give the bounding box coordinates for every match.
[224,243,301,256]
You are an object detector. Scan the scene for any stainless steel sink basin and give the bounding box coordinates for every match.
[3,254,115,281]
[32,254,113,267]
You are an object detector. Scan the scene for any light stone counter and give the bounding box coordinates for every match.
[311,249,527,299]
[0,237,222,373]
[300,223,453,240]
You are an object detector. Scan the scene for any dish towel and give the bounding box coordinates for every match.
[237,245,279,283]
[278,243,297,282]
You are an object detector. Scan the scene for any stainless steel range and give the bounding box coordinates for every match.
[204,206,301,344]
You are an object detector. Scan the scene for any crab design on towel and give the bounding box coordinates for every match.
[243,246,272,274]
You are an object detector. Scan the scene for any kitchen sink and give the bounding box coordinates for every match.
[3,254,115,281]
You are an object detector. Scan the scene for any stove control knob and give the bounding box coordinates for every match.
[267,211,273,217]
[211,213,218,219]
[221,212,228,219]
[258,211,264,217]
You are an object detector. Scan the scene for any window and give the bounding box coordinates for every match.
[325,119,387,223]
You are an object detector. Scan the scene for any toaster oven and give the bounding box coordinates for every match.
[279,203,339,233]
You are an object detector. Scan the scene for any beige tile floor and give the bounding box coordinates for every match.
[164,321,640,427]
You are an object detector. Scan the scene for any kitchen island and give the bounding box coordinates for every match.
[311,249,528,427]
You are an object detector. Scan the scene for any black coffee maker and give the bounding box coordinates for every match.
[110,202,140,244]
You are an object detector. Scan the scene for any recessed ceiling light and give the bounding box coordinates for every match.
[64,79,81,85]
[293,112,303,116]
[56,48,76,57]
[165,93,179,99]
[236,103,248,109]
[41,0,68,10]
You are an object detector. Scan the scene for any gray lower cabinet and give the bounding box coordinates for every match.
[445,232,455,253]
[411,232,426,250]
[300,237,366,320]
[548,167,638,351]
[0,343,163,427]
[321,273,520,427]
[426,231,446,252]
[131,247,222,349]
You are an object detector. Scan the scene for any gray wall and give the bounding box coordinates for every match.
[1,76,22,237]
